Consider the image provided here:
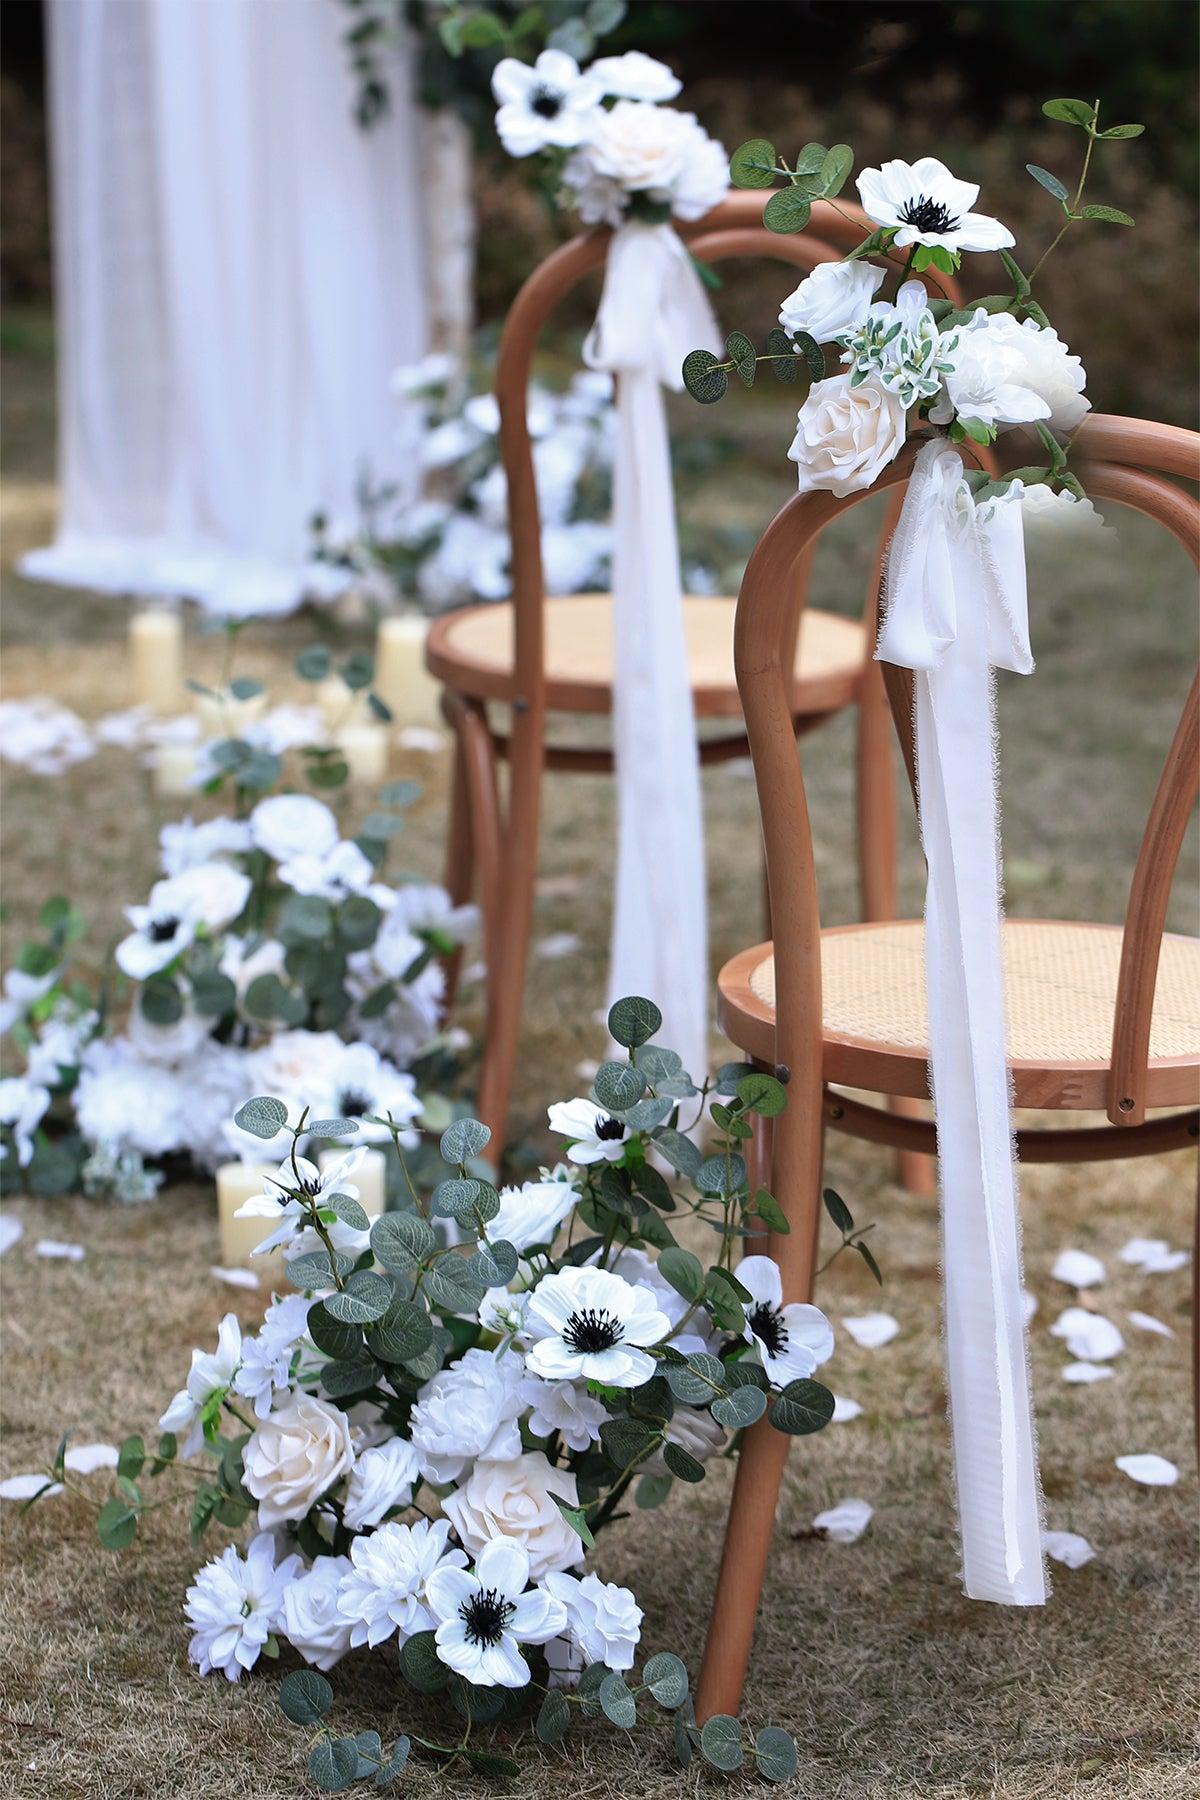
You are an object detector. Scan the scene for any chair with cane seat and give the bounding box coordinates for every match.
[428,192,970,1157]
[695,412,1200,1720]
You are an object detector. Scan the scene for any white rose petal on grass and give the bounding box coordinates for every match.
[280,1555,354,1671]
[813,1498,874,1544]
[0,1474,63,1501]
[831,1396,863,1424]
[426,1537,568,1690]
[535,932,581,961]
[842,1311,899,1349]
[1063,1361,1114,1384]
[1021,1289,1039,1325]
[1050,1307,1124,1362]
[63,1443,119,1474]
[1043,1529,1096,1570]
[1115,1454,1179,1488]
[523,1265,671,1389]
[35,1239,85,1262]
[1051,1249,1106,1289]
[210,1265,260,1291]
[0,1215,23,1255]
[1118,1237,1190,1275]
[1127,1310,1175,1339]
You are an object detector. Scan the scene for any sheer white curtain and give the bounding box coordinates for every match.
[24,0,429,615]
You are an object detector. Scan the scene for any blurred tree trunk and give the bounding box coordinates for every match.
[419,107,475,365]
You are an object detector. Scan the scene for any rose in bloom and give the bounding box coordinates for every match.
[568,100,726,223]
[242,1395,356,1528]
[280,1554,354,1671]
[544,1570,643,1672]
[441,1451,585,1582]
[929,313,1051,432]
[408,1347,524,1485]
[486,1169,579,1252]
[788,373,907,498]
[342,1437,421,1532]
[779,261,886,346]
[248,793,339,865]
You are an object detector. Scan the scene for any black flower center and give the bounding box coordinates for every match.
[147,916,180,943]
[460,1587,514,1647]
[338,1089,372,1117]
[748,1302,789,1358]
[297,1173,324,1197]
[594,1115,625,1142]
[563,1307,622,1354]
[530,86,563,119]
[899,194,959,235]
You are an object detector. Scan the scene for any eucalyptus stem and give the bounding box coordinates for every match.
[1027,99,1100,285]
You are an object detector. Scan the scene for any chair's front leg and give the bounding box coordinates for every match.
[439,695,475,1017]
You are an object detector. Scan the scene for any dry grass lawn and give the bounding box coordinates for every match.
[1,315,1197,1798]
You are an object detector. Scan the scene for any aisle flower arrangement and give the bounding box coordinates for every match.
[25,997,879,1787]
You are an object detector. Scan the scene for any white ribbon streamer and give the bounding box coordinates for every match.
[583,221,722,1081]
[877,438,1046,1606]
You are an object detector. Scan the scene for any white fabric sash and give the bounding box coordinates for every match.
[877,438,1046,1606]
[583,222,722,1082]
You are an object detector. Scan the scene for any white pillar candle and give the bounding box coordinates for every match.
[130,608,184,712]
[194,688,269,740]
[334,722,389,786]
[153,743,198,797]
[319,1147,387,1220]
[374,615,443,729]
[216,1161,284,1269]
[316,676,370,730]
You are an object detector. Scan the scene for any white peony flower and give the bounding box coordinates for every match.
[972,311,1090,432]
[813,1497,874,1544]
[342,1437,421,1531]
[856,155,1014,253]
[336,1516,465,1648]
[487,1168,579,1252]
[563,101,726,224]
[735,1255,834,1387]
[523,1265,671,1388]
[667,124,731,222]
[441,1452,584,1582]
[409,1347,525,1484]
[929,312,1052,432]
[242,1394,356,1528]
[779,260,886,345]
[0,1077,51,1166]
[1050,1306,1124,1362]
[589,50,681,102]
[547,1096,631,1165]
[280,1554,354,1670]
[159,815,253,876]
[74,1038,189,1159]
[185,1531,303,1681]
[233,1293,313,1418]
[426,1537,567,1689]
[249,793,339,864]
[159,1312,242,1457]
[788,373,907,497]
[519,1374,606,1451]
[491,49,604,158]
[544,1569,643,1671]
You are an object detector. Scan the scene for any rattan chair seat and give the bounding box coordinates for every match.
[427,593,865,718]
[718,918,1200,1110]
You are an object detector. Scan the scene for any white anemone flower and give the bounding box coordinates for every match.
[425,1537,567,1689]
[547,1097,631,1165]
[336,1517,466,1649]
[232,1146,366,1257]
[856,155,1015,253]
[115,889,199,980]
[734,1255,834,1387]
[491,50,604,158]
[322,1041,421,1147]
[159,1313,243,1457]
[0,1077,51,1165]
[185,1532,303,1681]
[523,1265,671,1388]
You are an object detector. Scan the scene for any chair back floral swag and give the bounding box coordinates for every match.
[24,996,881,1788]
[683,101,1141,1610]
[492,47,729,1087]
[0,639,475,1203]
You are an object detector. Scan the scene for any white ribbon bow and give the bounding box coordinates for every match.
[877,437,1046,1606]
[583,221,722,1081]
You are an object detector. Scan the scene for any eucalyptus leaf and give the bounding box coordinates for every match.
[756,1726,799,1783]
[770,1378,836,1435]
[729,138,777,190]
[763,186,811,233]
[681,348,728,405]
[1026,163,1069,201]
[279,1668,333,1725]
[644,1650,689,1709]
[97,1495,139,1550]
[712,1384,768,1429]
[470,1239,518,1288]
[1042,98,1096,128]
[700,1714,744,1772]
[439,1117,491,1164]
[592,1060,645,1112]
[320,1355,380,1399]
[726,330,756,386]
[651,1128,701,1180]
[822,1186,854,1232]
[599,1671,637,1729]
[662,1442,705,1483]
[736,1070,787,1116]
[1080,203,1134,225]
[233,1095,288,1139]
[308,1737,358,1794]
[366,1301,433,1364]
[371,1212,435,1272]
[400,1630,450,1693]
[657,1245,706,1302]
[536,1687,572,1743]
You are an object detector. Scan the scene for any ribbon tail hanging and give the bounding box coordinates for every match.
[878,439,1046,1606]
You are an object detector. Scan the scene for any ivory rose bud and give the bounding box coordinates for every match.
[280,1555,354,1671]
[242,1395,355,1528]
[441,1452,585,1582]
[779,261,886,345]
[788,373,907,498]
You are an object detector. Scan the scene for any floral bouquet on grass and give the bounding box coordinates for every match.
[27,996,879,1789]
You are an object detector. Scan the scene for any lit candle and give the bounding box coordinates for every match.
[374,615,443,729]
[334,722,388,786]
[316,676,370,730]
[153,743,198,797]
[319,1147,387,1221]
[130,608,184,712]
[216,1161,285,1270]
[194,688,269,740]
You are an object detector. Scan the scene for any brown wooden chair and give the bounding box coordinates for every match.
[695,412,1200,1721]
[427,193,963,1156]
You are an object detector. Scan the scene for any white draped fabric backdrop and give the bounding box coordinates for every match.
[25,0,431,615]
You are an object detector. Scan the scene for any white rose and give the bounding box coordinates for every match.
[409,1348,524,1485]
[280,1555,354,1670]
[779,261,887,345]
[342,1438,421,1531]
[979,312,1090,433]
[441,1452,585,1581]
[788,374,907,497]
[543,1570,643,1671]
[668,122,730,222]
[242,1395,356,1528]
[249,793,339,864]
[583,99,695,196]
[487,1171,578,1252]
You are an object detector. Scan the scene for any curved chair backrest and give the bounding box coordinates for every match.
[493,192,970,712]
[732,414,1200,1129]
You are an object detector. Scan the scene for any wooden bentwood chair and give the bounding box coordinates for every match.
[694,413,1200,1722]
[427,194,970,1160]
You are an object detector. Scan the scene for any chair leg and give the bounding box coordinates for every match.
[696,1063,825,1722]
[474,704,544,1153]
[439,709,474,1017]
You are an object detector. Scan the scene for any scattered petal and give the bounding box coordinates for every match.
[1050,1306,1123,1361]
[1021,1288,1038,1325]
[461,960,487,988]
[0,1474,63,1501]
[1051,1248,1106,1288]
[1043,1529,1095,1569]
[1062,1361,1114,1384]
[1139,1248,1189,1274]
[536,932,582,961]
[813,1498,873,1543]
[1119,1237,1189,1274]
[35,1239,86,1262]
[64,1444,119,1474]
[841,1311,899,1349]
[210,1266,260,1291]
[0,1215,23,1255]
[1127,1310,1174,1340]
[1115,1453,1178,1487]
[831,1395,863,1423]
[397,727,444,753]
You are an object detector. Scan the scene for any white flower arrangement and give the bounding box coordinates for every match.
[23,996,883,1787]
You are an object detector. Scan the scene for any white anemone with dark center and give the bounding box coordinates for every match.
[424,1537,567,1688]
[856,155,1015,254]
[734,1254,835,1388]
[522,1264,672,1388]
[232,1145,366,1256]
[491,49,604,159]
[546,1096,633,1166]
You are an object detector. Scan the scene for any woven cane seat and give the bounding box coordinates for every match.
[717,919,1200,1110]
[426,593,865,719]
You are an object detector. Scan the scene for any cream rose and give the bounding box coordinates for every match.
[788,373,907,498]
[584,99,696,195]
[440,1452,584,1581]
[242,1395,355,1528]
[779,261,886,346]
